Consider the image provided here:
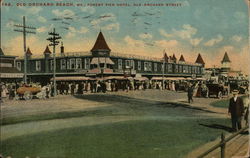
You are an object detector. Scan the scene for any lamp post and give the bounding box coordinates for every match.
[47,28,61,96]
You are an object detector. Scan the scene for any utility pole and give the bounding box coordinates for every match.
[14,16,36,84]
[47,28,61,96]
[162,49,166,90]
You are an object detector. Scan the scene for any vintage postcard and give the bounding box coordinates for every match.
[0,0,249,157]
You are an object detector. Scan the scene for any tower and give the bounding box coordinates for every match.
[221,52,231,72]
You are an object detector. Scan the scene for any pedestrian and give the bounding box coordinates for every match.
[228,89,244,132]
[187,84,194,103]
[71,82,75,95]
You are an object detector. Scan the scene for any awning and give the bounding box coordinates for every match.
[0,73,23,78]
[51,76,90,81]
[91,57,114,65]
[134,77,148,81]
[103,76,129,80]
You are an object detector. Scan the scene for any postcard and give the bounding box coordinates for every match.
[0,0,249,158]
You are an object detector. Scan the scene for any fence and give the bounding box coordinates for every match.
[197,125,249,158]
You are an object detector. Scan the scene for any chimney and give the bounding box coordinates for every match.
[60,42,64,55]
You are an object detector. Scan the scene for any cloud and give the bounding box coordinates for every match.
[90,13,116,26]
[38,16,47,23]
[204,35,223,46]
[19,7,43,15]
[190,38,203,46]
[159,29,172,38]
[173,24,197,39]
[231,35,242,42]
[103,23,120,32]
[124,35,145,47]
[65,26,89,39]
[155,40,178,48]
[37,26,47,33]
[139,33,152,39]
[80,6,96,14]
[52,9,75,17]
[79,27,89,34]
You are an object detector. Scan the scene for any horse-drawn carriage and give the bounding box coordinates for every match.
[15,86,46,100]
[206,83,228,98]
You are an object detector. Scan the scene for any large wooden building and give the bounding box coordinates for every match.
[15,32,205,84]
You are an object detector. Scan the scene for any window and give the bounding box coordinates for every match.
[168,64,172,72]
[118,59,123,70]
[67,59,70,69]
[137,61,141,71]
[35,61,41,71]
[144,62,152,71]
[16,62,21,71]
[175,64,178,73]
[131,60,134,70]
[179,65,182,73]
[50,60,54,71]
[148,62,152,71]
[125,60,134,69]
[70,58,76,69]
[84,58,90,69]
[60,59,66,70]
[125,60,130,68]
[144,62,148,71]
[154,63,157,72]
[188,66,192,73]
[76,58,82,69]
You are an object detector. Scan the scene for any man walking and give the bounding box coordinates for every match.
[187,84,194,103]
[228,89,244,132]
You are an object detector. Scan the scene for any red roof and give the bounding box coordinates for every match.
[179,55,185,62]
[91,32,111,52]
[43,46,52,54]
[163,53,169,62]
[26,47,32,55]
[172,54,177,61]
[195,53,205,65]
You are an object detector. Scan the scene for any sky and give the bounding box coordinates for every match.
[1,0,249,74]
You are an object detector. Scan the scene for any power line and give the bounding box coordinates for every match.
[14,16,36,84]
[47,28,61,96]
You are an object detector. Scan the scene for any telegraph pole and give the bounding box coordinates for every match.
[47,28,61,96]
[14,16,36,84]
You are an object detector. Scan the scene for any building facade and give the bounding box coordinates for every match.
[15,32,205,84]
[0,48,23,81]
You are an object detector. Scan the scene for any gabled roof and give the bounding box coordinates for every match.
[0,48,4,56]
[195,53,205,65]
[221,52,231,63]
[43,46,52,54]
[179,55,185,62]
[26,47,32,55]
[91,31,111,52]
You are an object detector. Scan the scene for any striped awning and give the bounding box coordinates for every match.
[90,57,114,65]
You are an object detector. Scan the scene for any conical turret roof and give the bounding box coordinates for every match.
[172,54,177,60]
[91,31,111,52]
[195,53,205,65]
[0,48,4,56]
[163,52,169,62]
[26,47,32,55]
[43,46,52,54]
[179,55,185,62]
[221,52,231,63]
